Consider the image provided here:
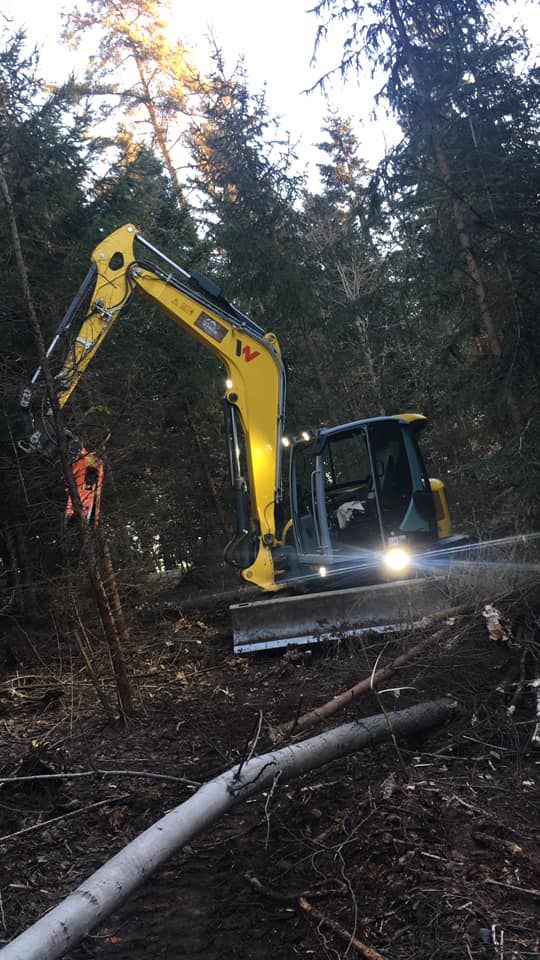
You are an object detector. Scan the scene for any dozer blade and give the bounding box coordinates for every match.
[231,576,451,654]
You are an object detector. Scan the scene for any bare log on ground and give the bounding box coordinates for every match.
[1,698,457,960]
[273,608,469,742]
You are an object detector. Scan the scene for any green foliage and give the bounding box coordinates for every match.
[62,0,199,196]
[68,141,225,568]
[188,56,343,429]
[0,29,98,606]
[312,0,540,522]
[0,33,91,352]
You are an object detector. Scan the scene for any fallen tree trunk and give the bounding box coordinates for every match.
[1,698,456,960]
[273,609,469,742]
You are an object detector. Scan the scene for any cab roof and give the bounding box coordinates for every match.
[315,413,427,442]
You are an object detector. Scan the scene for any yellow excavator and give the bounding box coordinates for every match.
[20,224,468,651]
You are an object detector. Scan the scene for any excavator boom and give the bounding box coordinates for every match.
[24,225,287,590]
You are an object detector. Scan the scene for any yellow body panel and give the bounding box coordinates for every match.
[429,478,453,539]
[394,412,427,426]
[56,225,285,591]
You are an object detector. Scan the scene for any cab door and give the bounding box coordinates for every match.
[290,427,381,560]
[317,427,382,553]
[369,420,437,545]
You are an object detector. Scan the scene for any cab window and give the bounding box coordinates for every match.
[323,430,371,491]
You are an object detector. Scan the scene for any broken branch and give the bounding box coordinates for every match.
[0,796,129,844]
[274,610,467,741]
[0,769,201,787]
[298,896,386,960]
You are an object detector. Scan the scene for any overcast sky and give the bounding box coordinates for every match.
[1,0,538,182]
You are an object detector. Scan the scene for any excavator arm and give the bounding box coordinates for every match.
[22,224,287,590]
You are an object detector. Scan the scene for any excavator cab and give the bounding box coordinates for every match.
[287,415,458,586]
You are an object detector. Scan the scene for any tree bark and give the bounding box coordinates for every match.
[431,138,505,361]
[135,57,186,205]
[95,525,131,651]
[2,697,457,960]
[92,561,134,719]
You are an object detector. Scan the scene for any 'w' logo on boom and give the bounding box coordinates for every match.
[236,339,260,363]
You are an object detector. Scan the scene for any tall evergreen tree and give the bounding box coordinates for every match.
[305,113,393,420]
[0,30,96,610]
[312,0,540,518]
[63,0,199,199]
[65,139,229,570]
[189,55,338,429]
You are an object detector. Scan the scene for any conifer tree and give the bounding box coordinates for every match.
[189,55,337,428]
[70,139,229,569]
[312,0,540,515]
[305,113,392,419]
[63,0,199,199]
[0,30,94,609]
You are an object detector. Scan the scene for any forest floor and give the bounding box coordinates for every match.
[0,598,539,960]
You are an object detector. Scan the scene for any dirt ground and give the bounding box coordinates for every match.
[0,604,539,959]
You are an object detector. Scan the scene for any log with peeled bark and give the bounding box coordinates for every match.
[1,698,457,960]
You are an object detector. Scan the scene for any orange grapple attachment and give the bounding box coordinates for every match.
[65,449,105,525]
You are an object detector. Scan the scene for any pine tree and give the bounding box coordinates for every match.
[189,55,337,428]
[305,113,393,420]
[312,0,540,519]
[63,0,199,199]
[77,140,229,569]
[0,30,94,610]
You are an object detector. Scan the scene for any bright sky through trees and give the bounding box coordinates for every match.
[1,0,538,180]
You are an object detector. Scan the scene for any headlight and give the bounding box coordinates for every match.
[318,565,327,578]
[383,547,410,572]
